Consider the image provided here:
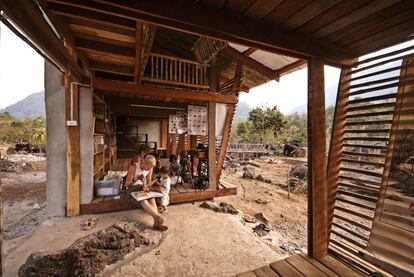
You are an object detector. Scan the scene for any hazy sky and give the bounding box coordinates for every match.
[0,23,45,109]
[240,65,341,114]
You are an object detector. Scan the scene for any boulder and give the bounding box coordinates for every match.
[254,212,269,224]
[242,168,254,179]
[253,223,271,237]
[291,164,308,180]
[255,174,265,182]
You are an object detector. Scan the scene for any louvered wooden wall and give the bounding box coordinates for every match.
[327,44,414,271]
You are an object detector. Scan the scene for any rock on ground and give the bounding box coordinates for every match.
[290,164,308,180]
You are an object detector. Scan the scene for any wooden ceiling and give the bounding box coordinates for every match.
[2,0,413,92]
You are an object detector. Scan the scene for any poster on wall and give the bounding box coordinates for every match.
[176,111,188,134]
[168,115,177,134]
[188,105,207,135]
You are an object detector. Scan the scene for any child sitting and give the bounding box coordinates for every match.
[156,166,171,213]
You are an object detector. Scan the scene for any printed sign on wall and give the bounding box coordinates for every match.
[168,115,177,134]
[188,105,208,135]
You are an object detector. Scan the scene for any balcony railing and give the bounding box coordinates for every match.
[142,53,210,90]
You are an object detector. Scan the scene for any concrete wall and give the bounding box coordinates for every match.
[45,61,67,217]
[79,87,93,204]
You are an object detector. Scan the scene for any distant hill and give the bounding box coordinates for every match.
[233,101,251,123]
[0,91,45,119]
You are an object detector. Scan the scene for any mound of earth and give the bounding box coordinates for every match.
[18,224,162,276]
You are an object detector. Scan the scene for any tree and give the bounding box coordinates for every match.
[32,128,46,145]
[247,106,285,141]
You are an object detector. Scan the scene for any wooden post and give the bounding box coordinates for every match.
[160,118,168,149]
[177,134,186,153]
[208,102,217,190]
[0,177,3,275]
[190,135,198,149]
[171,134,177,155]
[65,76,81,217]
[307,57,327,258]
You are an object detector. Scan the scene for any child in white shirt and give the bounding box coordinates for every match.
[156,166,171,213]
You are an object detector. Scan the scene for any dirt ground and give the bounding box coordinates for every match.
[1,152,308,276]
[1,154,47,240]
[220,156,308,253]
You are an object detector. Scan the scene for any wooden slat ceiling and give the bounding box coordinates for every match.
[201,0,414,55]
[40,0,414,89]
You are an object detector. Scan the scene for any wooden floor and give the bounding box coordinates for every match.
[236,254,364,277]
[81,159,237,214]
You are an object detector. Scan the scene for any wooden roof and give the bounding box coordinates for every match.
[2,0,413,92]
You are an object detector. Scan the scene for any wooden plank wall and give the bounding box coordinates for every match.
[307,57,328,258]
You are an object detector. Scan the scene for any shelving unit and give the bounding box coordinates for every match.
[93,94,117,181]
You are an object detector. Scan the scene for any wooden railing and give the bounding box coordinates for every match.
[142,53,210,90]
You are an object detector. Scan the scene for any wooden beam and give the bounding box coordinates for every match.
[138,24,156,84]
[222,47,279,81]
[64,76,81,217]
[37,0,91,76]
[90,61,134,76]
[0,0,87,80]
[93,79,237,103]
[134,21,142,82]
[87,0,354,65]
[109,104,176,117]
[307,57,327,258]
[208,102,217,190]
[242,47,257,56]
[275,60,307,76]
[216,63,242,183]
[104,97,188,109]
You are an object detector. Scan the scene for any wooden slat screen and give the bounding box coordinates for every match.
[328,45,414,260]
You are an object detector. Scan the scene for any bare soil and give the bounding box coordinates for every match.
[220,156,308,253]
[1,154,47,239]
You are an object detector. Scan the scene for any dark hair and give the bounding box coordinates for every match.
[169,154,177,163]
[160,166,170,175]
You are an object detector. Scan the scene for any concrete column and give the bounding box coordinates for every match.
[45,61,67,217]
[79,87,94,204]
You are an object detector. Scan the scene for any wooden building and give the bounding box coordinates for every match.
[1,0,414,276]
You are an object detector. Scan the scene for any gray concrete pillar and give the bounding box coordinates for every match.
[45,61,67,217]
[79,87,94,204]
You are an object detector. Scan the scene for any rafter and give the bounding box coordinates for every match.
[138,24,156,84]
[93,79,237,103]
[242,48,257,56]
[222,47,279,81]
[134,21,143,82]
[37,0,91,76]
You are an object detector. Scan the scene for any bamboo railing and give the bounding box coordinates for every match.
[142,53,210,90]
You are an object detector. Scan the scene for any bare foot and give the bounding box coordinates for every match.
[153,216,168,231]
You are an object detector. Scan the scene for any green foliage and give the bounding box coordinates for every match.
[231,105,337,147]
[0,112,46,144]
[247,106,285,141]
[278,113,307,144]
